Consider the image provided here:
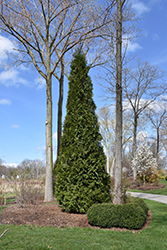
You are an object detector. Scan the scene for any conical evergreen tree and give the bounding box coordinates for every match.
[55,49,110,213]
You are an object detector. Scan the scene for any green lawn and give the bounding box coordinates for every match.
[0,199,167,250]
[129,179,167,195]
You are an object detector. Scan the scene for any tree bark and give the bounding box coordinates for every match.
[57,57,64,159]
[114,0,123,204]
[110,156,115,177]
[132,113,138,181]
[106,147,110,174]
[157,127,159,164]
[44,71,54,202]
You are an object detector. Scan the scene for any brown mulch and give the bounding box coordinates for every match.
[0,202,152,232]
[0,203,88,228]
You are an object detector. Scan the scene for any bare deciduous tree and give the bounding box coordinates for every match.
[98,107,115,176]
[0,0,115,201]
[123,61,165,180]
[145,100,167,166]
[160,118,167,162]
[94,0,138,204]
[98,106,133,177]
[18,159,46,179]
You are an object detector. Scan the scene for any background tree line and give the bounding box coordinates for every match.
[0,158,45,180]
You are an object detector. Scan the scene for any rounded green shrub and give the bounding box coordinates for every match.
[130,197,149,215]
[120,203,147,229]
[87,199,148,230]
[87,203,122,228]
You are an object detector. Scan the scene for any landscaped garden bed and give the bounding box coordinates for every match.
[0,202,152,232]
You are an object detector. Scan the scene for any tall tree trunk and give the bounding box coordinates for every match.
[143,172,145,191]
[157,127,159,165]
[132,113,138,181]
[44,71,54,202]
[110,155,115,177]
[106,147,110,174]
[57,57,64,159]
[114,0,123,204]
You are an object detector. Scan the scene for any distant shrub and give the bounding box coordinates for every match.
[87,198,148,230]
[145,168,159,183]
[15,180,44,207]
[136,178,143,187]
[158,169,166,180]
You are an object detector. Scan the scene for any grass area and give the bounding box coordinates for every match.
[0,199,167,250]
[4,198,15,203]
[129,179,167,195]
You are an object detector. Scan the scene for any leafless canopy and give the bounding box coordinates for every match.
[0,0,116,74]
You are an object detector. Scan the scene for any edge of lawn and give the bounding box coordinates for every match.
[128,179,167,195]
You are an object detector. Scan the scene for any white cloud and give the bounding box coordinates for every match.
[146,100,167,112]
[123,99,151,110]
[152,33,160,41]
[3,163,17,168]
[124,98,167,113]
[17,64,30,72]
[126,41,142,52]
[0,70,18,81]
[0,69,31,87]
[131,0,150,16]
[0,35,16,60]
[37,146,46,156]
[160,95,167,101]
[53,132,57,141]
[0,99,11,105]
[37,146,46,151]
[122,35,142,53]
[11,124,20,129]
[36,76,46,89]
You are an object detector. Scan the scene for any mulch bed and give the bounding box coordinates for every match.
[1,181,163,231]
[0,202,152,232]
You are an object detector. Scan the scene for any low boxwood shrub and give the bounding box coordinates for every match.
[87,198,148,230]
[119,203,147,229]
[87,204,122,228]
[130,197,149,215]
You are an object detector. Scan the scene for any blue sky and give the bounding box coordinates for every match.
[0,0,167,167]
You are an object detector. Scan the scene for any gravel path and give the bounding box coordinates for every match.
[128,192,167,205]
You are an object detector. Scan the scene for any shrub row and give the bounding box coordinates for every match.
[87,198,149,230]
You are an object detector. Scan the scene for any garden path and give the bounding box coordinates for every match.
[128,192,167,205]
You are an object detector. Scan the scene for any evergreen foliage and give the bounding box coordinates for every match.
[55,49,110,213]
